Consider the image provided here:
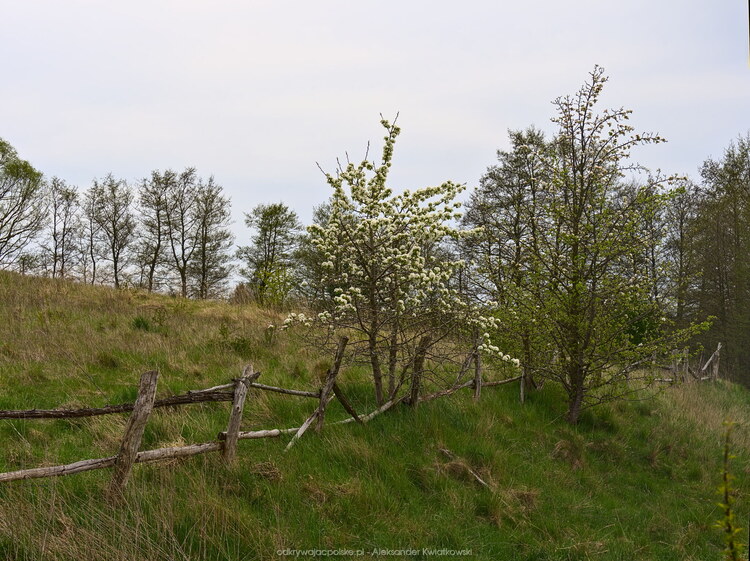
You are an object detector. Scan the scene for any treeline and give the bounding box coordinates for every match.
[1,67,749,397]
[4,161,235,298]
[459,129,750,386]
[0,145,309,304]
[677,136,750,381]
[459,124,750,389]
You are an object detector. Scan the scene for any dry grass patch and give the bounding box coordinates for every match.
[248,461,282,481]
[551,438,586,470]
[660,381,750,452]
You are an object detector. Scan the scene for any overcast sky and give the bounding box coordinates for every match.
[1,1,748,241]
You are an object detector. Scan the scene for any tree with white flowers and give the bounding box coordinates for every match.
[302,118,513,405]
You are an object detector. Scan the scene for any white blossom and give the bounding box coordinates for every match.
[289,118,517,378]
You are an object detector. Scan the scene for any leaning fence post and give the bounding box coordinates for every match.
[108,370,159,499]
[285,336,348,451]
[315,336,349,432]
[332,382,362,424]
[223,364,261,463]
[409,336,431,408]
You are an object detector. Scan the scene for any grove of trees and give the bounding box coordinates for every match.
[461,68,706,422]
[4,165,233,299]
[2,66,749,418]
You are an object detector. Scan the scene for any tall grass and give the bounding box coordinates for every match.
[0,271,747,560]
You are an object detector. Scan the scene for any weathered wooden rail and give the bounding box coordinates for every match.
[0,335,524,492]
[0,382,318,420]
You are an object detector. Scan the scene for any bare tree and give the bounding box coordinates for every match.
[81,188,102,285]
[137,170,172,291]
[44,177,80,279]
[164,168,200,297]
[189,176,233,299]
[88,174,135,289]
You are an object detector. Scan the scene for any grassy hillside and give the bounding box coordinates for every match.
[0,271,748,560]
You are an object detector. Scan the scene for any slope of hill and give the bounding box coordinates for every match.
[0,271,747,561]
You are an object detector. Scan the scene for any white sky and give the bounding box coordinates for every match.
[1,1,749,242]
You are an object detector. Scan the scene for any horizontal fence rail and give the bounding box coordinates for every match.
[0,381,320,420]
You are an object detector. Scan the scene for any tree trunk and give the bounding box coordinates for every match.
[387,327,398,399]
[522,331,535,393]
[409,336,431,407]
[89,234,97,285]
[113,252,120,289]
[369,336,384,406]
[147,257,157,292]
[473,347,482,402]
[370,339,384,405]
[566,376,585,424]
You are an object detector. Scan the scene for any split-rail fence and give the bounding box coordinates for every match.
[654,342,722,384]
[0,338,722,495]
[0,336,522,497]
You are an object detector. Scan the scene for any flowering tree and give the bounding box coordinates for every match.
[300,118,513,405]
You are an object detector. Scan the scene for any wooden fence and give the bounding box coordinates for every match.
[654,342,722,384]
[0,336,522,496]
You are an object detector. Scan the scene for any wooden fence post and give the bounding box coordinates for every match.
[409,336,431,408]
[699,342,722,381]
[223,364,261,463]
[682,348,689,383]
[315,336,348,432]
[332,383,362,424]
[712,343,722,381]
[108,370,159,499]
[285,336,348,451]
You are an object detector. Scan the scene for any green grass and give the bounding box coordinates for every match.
[0,270,747,560]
